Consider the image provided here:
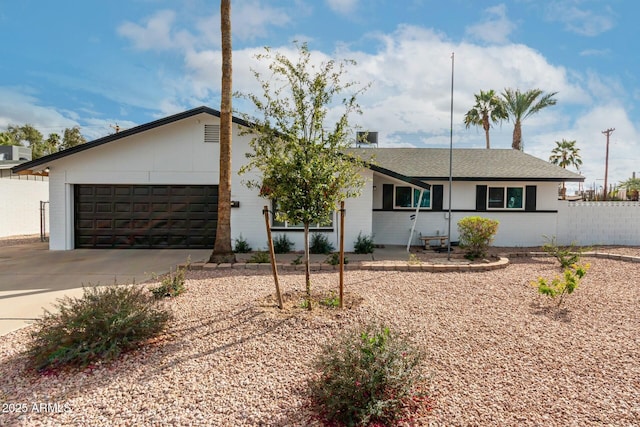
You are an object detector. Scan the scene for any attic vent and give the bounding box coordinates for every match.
[204,125,220,143]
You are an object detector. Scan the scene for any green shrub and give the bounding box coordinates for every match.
[354,232,375,254]
[150,263,188,299]
[28,284,171,372]
[319,291,340,308]
[542,236,587,269]
[273,234,294,254]
[234,234,252,253]
[457,216,499,259]
[310,233,335,254]
[326,252,349,266]
[247,251,270,263]
[291,255,303,265]
[535,263,589,307]
[308,324,430,426]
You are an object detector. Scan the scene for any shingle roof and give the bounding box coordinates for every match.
[347,148,584,182]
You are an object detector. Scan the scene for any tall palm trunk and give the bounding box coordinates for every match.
[209,0,235,263]
[512,120,522,151]
[483,115,491,149]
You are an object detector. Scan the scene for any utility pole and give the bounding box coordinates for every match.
[602,128,615,201]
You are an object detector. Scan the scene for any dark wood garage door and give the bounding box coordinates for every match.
[74,184,218,249]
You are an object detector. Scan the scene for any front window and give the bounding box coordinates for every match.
[271,201,333,229]
[394,186,430,209]
[488,186,523,209]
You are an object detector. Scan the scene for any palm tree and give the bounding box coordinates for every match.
[463,89,507,149]
[501,88,558,151]
[209,0,235,263]
[549,139,582,199]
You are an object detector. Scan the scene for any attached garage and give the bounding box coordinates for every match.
[74,184,218,249]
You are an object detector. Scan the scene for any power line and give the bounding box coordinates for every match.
[602,128,615,201]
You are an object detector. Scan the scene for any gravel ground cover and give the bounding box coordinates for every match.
[1,253,639,426]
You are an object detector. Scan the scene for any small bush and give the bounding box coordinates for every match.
[291,255,303,265]
[542,236,587,269]
[308,323,430,426]
[354,232,375,254]
[326,252,349,266]
[310,233,335,254]
[273,234,294,254]
[247,251,270,263]
[457,216,499,259]
[150,263,188,299]
[535,263,589,307]
[28,284,171,372]
[234,234,252,253]
[319,291,340,308]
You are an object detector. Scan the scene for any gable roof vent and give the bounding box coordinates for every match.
[204,124,220,143]
[356,131,378,147]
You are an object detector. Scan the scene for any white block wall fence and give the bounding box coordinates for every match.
[557,201,640,246]
[0,179,49,238]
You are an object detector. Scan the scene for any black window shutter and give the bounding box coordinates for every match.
[525,185,537,211]
[432,185,444,211]
[476,185,487,211]
[382,184,394,210]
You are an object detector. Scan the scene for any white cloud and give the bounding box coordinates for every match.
[117,10,190,51]
[325,0,359,16]
[465,4,516,45]
[544,0,615,36]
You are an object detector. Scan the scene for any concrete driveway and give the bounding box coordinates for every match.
[0,241,211,335]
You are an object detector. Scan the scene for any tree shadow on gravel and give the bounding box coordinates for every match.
[529,301,572,322]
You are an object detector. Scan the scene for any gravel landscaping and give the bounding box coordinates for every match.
[1,253,639,426]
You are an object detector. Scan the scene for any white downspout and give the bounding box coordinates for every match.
[406,188,424,252]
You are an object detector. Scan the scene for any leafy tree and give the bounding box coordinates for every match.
[0,131,18,146]
[44,133,62,156]
[62,126,87,150]
[501,88,558,151]
[463,89,507,149]
[8,124,45,158]
[239,42,367,309]
[209,0,236,263]
[549,139,582,199]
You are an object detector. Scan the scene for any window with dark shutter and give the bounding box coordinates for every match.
[476,185,487,211]
[432,185,444,211]
[525,186,537,211]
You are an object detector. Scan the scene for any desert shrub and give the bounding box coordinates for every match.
[28,284,171,372]
[310,233,335,254]
[308,323,430,426]
[233,234,252,253]
[542,235,587,269]
[273,234,294,254]
[535,263,589,307]
[457,216,499,259]
[247,251,270,263]
[354,232,375,254]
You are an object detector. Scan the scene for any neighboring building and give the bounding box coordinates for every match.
[12,106,583,250]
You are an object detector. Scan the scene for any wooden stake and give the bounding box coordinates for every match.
[339,201,345,309]
[263,206,283,309]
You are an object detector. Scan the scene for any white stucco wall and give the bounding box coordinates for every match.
[557,201,640,246]
[0,179,49,238]
[45,113,374,251]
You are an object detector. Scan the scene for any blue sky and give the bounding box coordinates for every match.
[0,0,637,193]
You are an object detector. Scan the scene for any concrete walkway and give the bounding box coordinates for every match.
[0,241,211,336]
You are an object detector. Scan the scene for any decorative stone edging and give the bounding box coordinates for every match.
[185,256,510,272]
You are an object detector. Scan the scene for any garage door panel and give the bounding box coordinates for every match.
[75,184,218,249]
